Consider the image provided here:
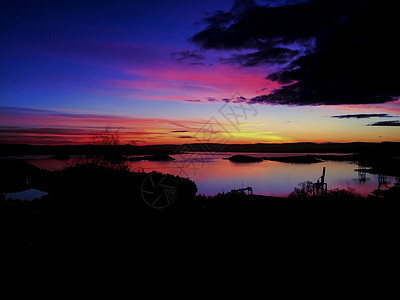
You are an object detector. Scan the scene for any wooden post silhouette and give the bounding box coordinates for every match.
[313,167,327,196]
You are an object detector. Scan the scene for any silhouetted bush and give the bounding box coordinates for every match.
[323,187,363,200]
[288,181,314,200]
[289,181,363,200]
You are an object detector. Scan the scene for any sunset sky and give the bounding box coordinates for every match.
[1,0,399,145]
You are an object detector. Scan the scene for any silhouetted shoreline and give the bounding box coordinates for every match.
[1,142,399,250]
[1,142,400,156]
[224,155,263,162]
[2,142,399,173]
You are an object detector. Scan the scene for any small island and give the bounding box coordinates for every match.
[224,155,263,163]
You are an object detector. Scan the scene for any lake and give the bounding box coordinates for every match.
[21,152,395,197]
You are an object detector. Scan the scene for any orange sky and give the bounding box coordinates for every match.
[1,102,399,145]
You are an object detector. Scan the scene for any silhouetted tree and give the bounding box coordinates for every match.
[90,126,121,146]
[72,127,129,171]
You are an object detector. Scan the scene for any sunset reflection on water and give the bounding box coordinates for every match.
[25,152,395,197]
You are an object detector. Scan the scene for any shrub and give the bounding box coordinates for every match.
[288,181,313,199]
[289,181,364,200]
[324,187,363,200]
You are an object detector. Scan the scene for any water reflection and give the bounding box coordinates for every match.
[126,152,394,197]
[25,152,395,197]
[4,188,48,201]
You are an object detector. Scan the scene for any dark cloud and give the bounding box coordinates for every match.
[178,136,195,139]
[185,94,249,104]
[367,120,400,127]
[0,126,162,139]
[170,51,205,63]
[171,130,189,133]
[332,114,394,119]
[190,0,400,105]
[187,62,206,66]
[259,0,309,7]
[219,47,300,66]
[0,126,90,136]
[0,126,92,145]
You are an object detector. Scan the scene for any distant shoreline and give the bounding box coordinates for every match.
[1,142,399,156]
[2,142,399,177]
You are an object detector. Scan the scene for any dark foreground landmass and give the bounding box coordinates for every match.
[2,185,398,252]
[1,141,399,255]
[1,159,399,252]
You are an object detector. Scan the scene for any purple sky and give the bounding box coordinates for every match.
[1,0,399,144]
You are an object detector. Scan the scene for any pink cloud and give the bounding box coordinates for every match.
[104,63,279,102]
[37,39,279,103]
[0,107,224,145]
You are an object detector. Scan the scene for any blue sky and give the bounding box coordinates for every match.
[1,0,399,144]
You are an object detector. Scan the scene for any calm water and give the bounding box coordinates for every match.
[22,152,395,197]
[5,189,48,201]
